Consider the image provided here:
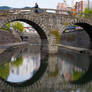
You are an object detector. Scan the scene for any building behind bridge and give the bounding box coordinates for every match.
[73,0,92,14]
[57,2,72,15]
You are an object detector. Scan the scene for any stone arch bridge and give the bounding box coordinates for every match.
[0,8,92,91]
[0,8,92,52]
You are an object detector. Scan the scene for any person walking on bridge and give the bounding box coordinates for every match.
[34,2,39,13]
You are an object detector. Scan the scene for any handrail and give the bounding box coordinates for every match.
[0,8,90,16]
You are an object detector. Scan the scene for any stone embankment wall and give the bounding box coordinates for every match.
[0,29,21,45]
[23,32,41,44]
[60,30,91,49]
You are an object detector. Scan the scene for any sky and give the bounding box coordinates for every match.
[0,0,90,9]
[0,0,73,8]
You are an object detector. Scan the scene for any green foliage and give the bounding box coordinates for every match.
[84,8,92,18]
[0,56,23,80]
[64,22,69,26]
[0,63,10,80]
[72,70,84,81]
[12,22,24,32]
[48,64,59,77]
[50,29,61,43]
[11,57,23,67]
[1,22,24,32]
[1,27,9,31]
[79,14,82,17]
[73,25,78,27]
[0,12,6,16]
[1,23,11,31]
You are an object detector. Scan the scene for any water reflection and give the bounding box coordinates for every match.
[0,45,40,83]
[58,47,91,84]
[9,53,40,83]
[0,44,92,92]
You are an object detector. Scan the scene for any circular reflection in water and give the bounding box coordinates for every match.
[0,45,40,84]
[9,54,40,83]
[58,48,90,83]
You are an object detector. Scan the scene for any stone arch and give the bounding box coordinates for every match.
[0,14,49,88]
[0,14,49,42]
[61,18,92,49]
[62,18,92,33]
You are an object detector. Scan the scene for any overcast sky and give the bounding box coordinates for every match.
[0,0,73,8]
[0,0,90,9]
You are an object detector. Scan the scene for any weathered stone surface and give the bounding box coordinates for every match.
[61,30,91,49]
[0,11,91,51]
[0,10,92,91]
[0,29,21,45]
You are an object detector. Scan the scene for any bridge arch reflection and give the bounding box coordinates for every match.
[0,45,48,88]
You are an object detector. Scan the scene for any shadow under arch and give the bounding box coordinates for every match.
[75,23,92,49]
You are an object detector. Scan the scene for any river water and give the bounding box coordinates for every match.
[0,38,92,92]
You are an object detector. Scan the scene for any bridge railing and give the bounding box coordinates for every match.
[0,8,90,17]
[0,8,72,15]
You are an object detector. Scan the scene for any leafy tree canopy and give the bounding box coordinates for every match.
[11,57,23,67]
[1,21,24,32]
[0,63,10,80]
[84,8,92,18]
[12,22,24,32]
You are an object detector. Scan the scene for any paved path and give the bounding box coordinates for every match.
[0,42,28,49]
[0,41,92,55]
[56,44,92,55]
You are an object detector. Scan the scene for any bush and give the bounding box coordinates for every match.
[84,8,92,18]
[50,29,61,43]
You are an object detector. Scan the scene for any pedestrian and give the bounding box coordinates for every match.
[34,2,39,13]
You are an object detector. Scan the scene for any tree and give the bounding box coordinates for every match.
[0,63,10,80]
[84,8,92,18]
[1,23,11,31]
[12,22,24,32]
[72,70,85,81]
[11,57,23,67]
[1,21,24,32]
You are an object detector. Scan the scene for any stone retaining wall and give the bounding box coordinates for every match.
[0,29,21,45]
[60,30,91,49]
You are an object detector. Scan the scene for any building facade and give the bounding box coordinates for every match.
[73,0,92,13]
[57,2,72,14]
